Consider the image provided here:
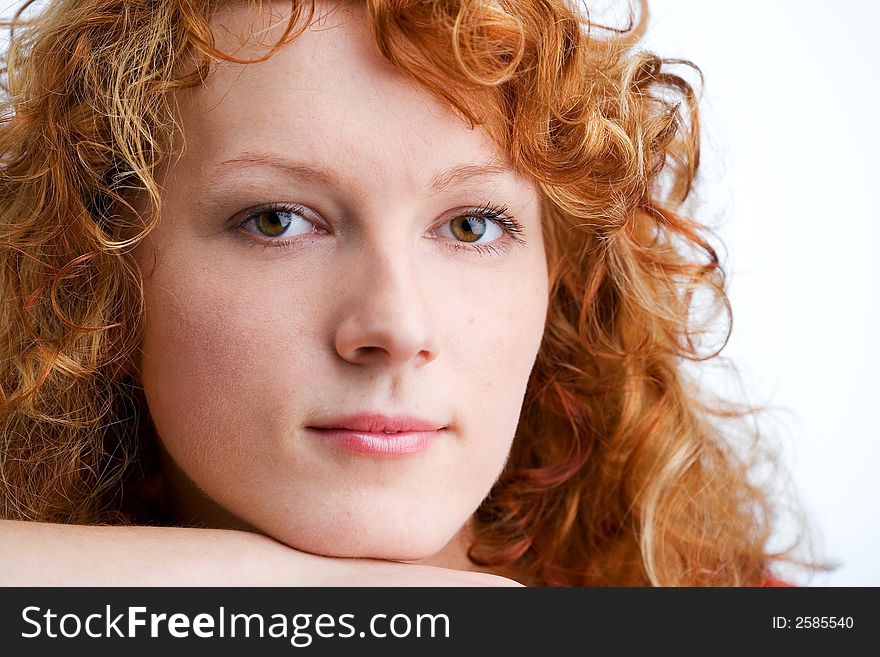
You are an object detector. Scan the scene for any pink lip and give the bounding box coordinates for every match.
[307,413,445,456]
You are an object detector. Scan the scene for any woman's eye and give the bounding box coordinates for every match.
[436,214,504,244]
[240,207,316,239]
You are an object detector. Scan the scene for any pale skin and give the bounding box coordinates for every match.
[0,1,548,585]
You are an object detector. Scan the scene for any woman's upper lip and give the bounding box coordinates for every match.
[308,413,444,433]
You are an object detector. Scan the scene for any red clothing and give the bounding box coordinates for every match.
[760,576,794,587]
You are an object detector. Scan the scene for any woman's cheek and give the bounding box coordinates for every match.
[140,269,294,457]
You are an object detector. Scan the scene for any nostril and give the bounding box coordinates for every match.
[335,317,437,368]
[414,349,433,366]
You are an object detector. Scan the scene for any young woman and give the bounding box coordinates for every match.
[0,0,810,585]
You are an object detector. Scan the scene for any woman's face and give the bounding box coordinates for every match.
[135,2,548,563]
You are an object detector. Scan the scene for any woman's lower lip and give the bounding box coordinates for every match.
[308,428,442,456]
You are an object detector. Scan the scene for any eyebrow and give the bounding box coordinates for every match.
[210,153,514,194]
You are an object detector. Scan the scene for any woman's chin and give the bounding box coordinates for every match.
[263,515,468,564]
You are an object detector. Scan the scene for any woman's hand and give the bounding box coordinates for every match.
[0,520,522,586]
[304,555,523,587]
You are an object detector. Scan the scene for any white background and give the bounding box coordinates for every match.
[638,0,880,585]
[3,0,877,585]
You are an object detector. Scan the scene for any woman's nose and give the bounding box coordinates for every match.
[333,245,439,369]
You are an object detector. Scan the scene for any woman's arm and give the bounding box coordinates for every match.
[0,520,521,586]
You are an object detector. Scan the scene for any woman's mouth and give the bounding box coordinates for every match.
[306,413,446,456]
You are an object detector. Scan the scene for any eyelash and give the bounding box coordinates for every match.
[234,202,527,256]
[439,202,526,257]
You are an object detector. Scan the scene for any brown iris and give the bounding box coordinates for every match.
[254,210,292,237]
[449,216,487,243]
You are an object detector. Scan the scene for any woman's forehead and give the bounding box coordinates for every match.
[173,1,527,197]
